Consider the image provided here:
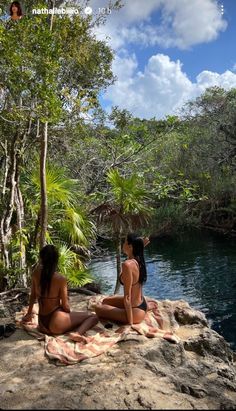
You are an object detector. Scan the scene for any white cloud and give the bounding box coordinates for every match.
[88,0,231,119]
[89,0,161,23]
[159,0,227,49]
[92,0,227,50]
[231,63,236,72]
[104,53,236,119]
[196,70,236,92]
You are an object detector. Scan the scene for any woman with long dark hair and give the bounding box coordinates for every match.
[95,234,149,325]
[9,1,23,20]
[22,245,98,338]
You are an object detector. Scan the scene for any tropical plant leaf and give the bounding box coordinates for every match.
[57,243,93,287]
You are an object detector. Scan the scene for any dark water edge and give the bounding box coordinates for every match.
[88,228,236,351]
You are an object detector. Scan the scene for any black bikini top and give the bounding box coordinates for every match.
[119,258,140,286]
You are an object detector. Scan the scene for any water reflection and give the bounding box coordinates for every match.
[88,229,236,350]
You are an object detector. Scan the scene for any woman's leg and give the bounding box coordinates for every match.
[95,305,146,325]
[73,314,98,335]
[101,295,125,308]
[132,308,146,324]
[49,310,98,335]
[95,304,128,324]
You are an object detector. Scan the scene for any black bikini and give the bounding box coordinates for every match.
[119,259,147,312]
[134,297,147,312]
[38,295,64,335]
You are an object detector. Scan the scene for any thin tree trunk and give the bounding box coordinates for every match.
[114,230,122,294]
[0,136,17,269]
[32,211,40,249]
[14,186,25,266]
[1,140,9,196]
[33,119,40,248]
[15,164,27,287]
[39,5,54,249]
[40,122,48,249]
[49,0,55,31]
[0,140,9,266]
[4,140,17,236]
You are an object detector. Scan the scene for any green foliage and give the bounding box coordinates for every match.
[152,173,207,202]
[54,207,96,246]
[23,162,80,211]
[107,168,150,214]
[153,202,200,232]
[21,160,96,246]
[0,260,25,289]
[57,243,93,287]
[1,0,236,290]
[92,168,152,235]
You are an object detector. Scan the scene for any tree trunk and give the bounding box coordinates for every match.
[38,5,54,250]
[49,0,55,31]
[32,211,40,249]
[114,230,122,294]
[0,136,17,270]
[1,140,9,196]
[0,140,9,267]
[39,122,48,249]
[15,162,27,287]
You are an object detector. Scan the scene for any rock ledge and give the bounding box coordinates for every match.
[0,293,235,410]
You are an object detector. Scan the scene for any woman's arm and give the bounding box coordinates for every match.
[142,237,150,247]
[22,275,37,322]
[60,277,70,313]
[122,262,133,325]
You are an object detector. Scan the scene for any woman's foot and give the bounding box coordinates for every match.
[163,332,179,343]
[67,332,88,343]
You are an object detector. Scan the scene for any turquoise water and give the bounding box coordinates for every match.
[88,229,236,350]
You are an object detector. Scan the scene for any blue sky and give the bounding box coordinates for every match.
[89,0,236,119]
[1,0,236,119]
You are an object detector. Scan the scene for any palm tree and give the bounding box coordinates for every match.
[22,161,95,286]
[91,168,151,294]
[57,243,93,288]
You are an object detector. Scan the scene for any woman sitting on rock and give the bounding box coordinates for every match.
[95,233,149,325]
[22,244,98,338]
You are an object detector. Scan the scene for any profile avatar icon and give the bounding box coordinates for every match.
[9,1,23,21]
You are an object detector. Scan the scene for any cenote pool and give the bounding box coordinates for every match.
[88,229,236,350]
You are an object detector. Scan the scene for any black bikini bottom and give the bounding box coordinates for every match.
[133,297,147,312]
[38,307,64,335]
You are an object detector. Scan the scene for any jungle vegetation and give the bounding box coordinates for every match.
[0,1,236,291]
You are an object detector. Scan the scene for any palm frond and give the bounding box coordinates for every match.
[66,269,94,288]
[90,203,127,228]
[22,160,80,210]
[57,243,93,287]
[55,207,96,245]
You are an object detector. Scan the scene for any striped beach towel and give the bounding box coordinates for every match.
[15,295,180,365]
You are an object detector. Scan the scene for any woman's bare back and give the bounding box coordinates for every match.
[33,267,66,315]
[121,259,143,307]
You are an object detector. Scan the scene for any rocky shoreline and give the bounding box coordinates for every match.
[0,291,236,410]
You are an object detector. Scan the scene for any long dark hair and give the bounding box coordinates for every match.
[127,233,147,284]
[39,245,59,296]
[10,1,23,16]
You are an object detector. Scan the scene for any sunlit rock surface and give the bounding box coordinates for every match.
[0,293,235,410]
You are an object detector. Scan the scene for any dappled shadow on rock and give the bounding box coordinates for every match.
[184,329,234,362]
[0,293,236,410]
